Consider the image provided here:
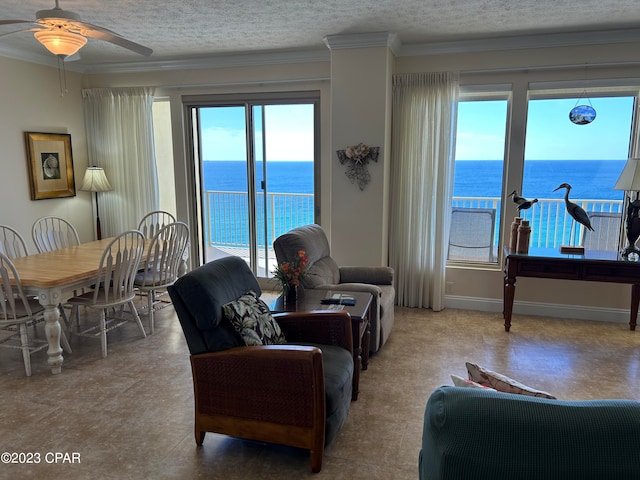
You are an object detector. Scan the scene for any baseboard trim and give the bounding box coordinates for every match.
[443,295,631,324]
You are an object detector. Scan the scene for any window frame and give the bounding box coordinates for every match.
[451,80,640,267]
[449,87,512,266]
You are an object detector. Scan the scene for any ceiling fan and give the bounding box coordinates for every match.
[0,0,152,58]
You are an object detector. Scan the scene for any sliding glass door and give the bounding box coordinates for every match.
[187,93,318,278]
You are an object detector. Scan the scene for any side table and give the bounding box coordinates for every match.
[271,289,373,400]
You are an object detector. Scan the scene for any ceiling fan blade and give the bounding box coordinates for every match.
[73,21,152,56]
[0,19,34,26]
[0,25,38,39]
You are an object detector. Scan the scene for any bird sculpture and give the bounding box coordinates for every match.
[553,183,593,246]
[509,190,539,211]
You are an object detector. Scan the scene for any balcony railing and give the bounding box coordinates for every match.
[204,190,314,249]
[202,190,624,264]
[453,196,623,251]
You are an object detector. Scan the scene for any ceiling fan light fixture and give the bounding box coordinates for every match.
[34,29,86,56]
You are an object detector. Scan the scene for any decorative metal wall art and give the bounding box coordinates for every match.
[336,142,380,190]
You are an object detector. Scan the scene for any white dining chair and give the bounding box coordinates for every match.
[0,225,30,259]
[31,216,82,326]
[65,230,146,358]
[135,222,190,334]
[0,252,71,376]
[32,216,80,253]
[137,210,177,239]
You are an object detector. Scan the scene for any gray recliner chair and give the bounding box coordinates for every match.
[274,224,395,355]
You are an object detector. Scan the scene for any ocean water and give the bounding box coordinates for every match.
[454,159,626,200]
[204,160,626,200]
[203,161,314,246]
[204,160,313,193]
[203,159,626,248]
[203,160,625,200]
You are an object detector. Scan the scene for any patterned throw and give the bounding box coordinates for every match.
[465,362,556,399]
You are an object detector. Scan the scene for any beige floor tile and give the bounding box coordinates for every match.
[1,296,639,479]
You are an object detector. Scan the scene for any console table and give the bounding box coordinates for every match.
[503,247,640,332]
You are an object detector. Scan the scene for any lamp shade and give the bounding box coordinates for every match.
[80,167,112,192]
[613,158,640,191]
[34,29,87,57]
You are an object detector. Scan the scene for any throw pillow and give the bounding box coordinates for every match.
[451,374,497,391]
[465,362,556,399]
[223,291,286,346]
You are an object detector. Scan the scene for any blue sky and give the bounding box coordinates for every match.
[199,96,635,162]
[199,104,314,161]
[456,96,635,161]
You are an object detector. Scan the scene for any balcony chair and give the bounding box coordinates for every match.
[448,207,496,262]
[0,225,30,259]
[65,230,146,358]
[31,216,80,253]
[134,221,190,334]
[167,255,354,473]
[273,224,395,355]
[137,210,177,238]
[0,252,71,376]
[582,211,623,252]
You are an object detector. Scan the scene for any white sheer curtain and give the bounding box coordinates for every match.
[389,72,459,310]
[82,87,159,237]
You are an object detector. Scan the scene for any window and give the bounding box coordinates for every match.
[451,83,639,267]
[523,93,634,249]
[450,95,509,264]
[184,93,319,278]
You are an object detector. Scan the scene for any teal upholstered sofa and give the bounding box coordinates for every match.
[420,386,640,480]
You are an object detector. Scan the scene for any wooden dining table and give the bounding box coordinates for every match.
[10,237,151,374]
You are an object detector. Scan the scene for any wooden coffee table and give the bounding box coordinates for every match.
[271,289,372,400]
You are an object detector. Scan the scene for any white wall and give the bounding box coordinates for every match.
[0,56,94,251]
[328,46,393,266]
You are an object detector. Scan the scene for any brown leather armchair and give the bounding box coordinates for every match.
[167,256,354,473]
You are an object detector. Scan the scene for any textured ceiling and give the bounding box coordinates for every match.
[1,0,640,69]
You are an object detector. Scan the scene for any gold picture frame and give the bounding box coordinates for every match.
[24,132,76,200]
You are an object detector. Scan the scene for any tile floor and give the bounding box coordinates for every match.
[1,298,640,479]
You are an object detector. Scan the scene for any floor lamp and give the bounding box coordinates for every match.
[80,166,112,240]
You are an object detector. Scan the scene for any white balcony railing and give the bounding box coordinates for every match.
[203,190,624,259]
[203,190,314,249]
[453,196,623,251]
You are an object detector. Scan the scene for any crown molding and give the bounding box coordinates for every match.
[0,44,63,69]
[79,48,330,74]
[0,45,329,74]
[323,32,401,56]
[401,28,640,56]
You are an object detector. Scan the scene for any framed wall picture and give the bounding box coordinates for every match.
[24,132,76,200]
